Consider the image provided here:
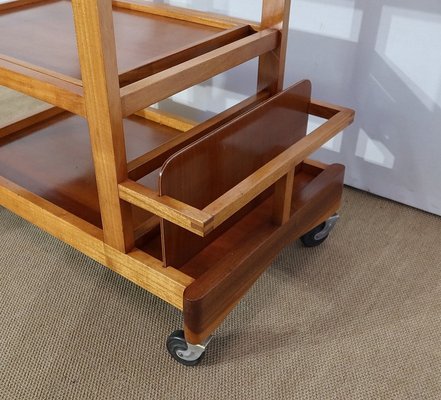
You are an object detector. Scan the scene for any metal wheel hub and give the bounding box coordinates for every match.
[177,336,213,362]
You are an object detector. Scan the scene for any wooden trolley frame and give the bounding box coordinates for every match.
[0,0,354,363]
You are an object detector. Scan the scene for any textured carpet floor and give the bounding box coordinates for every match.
[1,89,441,399]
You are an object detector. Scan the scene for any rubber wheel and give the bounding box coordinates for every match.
[300,222,328,247]
[166,330,205,366]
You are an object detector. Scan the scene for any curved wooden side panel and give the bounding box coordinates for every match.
[159,80,312,268]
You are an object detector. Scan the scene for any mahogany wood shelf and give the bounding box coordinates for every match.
[0,0,354,365]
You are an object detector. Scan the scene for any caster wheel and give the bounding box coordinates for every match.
[300,214,340,247]
[300,222,328,247]
[166,330,206,366]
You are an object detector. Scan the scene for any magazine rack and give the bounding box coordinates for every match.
[0,0,354,365]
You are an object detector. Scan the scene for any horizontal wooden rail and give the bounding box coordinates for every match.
[119,25,253,86]
[112,0,258,30]
[134,107,197,132]
[309,98,346,119]
[203,103,354,228]
[118,180,214,237]
[0,105,64,139]
[0,0,47,12]
[0,56,86,116]
[120,29,278,117]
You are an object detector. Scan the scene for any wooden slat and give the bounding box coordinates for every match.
[128,91,270,181]
[0,176,192,310]
[0,105,64,139]
[257,0,291,94]
[72,0,135,253]
[119,180,214,237]
[0,54,83,87]
[0,57,85,116]
[203,106,355,228]
[0,0,47,12]
[309,98,345,119]
[112,0,258,30]
[135,108,196,132]
[273,170,294,225]
[120,29,279,117]
[119,25,253,86]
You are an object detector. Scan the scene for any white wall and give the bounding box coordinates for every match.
[155,0,441,216]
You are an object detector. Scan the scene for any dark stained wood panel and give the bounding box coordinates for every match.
[0,112,181,227]
[0,0,222,79]
[182,163,345,344]
[160,80,312,268]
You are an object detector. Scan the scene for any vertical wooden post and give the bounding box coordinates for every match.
[71,0,134,253]
[258,0,291,94]
[273,170,294,225]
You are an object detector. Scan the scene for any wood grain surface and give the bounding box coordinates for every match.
[160,80,312,268]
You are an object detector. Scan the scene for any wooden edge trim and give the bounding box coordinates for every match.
[0,105,65,139]
[0,0,48,12]
[118,180,214,237]
[120,29,279,117]
[128,90,270,181]
[106,248,194,310]
[119,25,253,86]
[135,108,197,132]
[308,98,347,119]
[202,107,355,227]
[0,58,86,116]
[0,176,192,310]
[0,54,82,87]
[112,0,259,30]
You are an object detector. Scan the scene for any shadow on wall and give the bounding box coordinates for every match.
[157,0,441,215]
[285,0,441,215]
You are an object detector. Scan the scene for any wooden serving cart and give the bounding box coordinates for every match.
[0,0,354,365]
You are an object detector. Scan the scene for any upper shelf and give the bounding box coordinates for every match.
[0,0,231,80]
[0,0,272,116]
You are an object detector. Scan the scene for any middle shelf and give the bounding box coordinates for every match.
[0,111,181,228]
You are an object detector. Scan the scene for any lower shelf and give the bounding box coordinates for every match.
[178,161,345,343]
[0,112,181,228]
[178,163,344,279]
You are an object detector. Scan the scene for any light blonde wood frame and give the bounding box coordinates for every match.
[0,0,353,336]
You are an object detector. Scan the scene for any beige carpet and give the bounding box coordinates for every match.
[1,89,441,399]
[0,87,48,124]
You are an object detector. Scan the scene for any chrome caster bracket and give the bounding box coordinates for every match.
[314,214,340,241]
[176,335,213,362]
